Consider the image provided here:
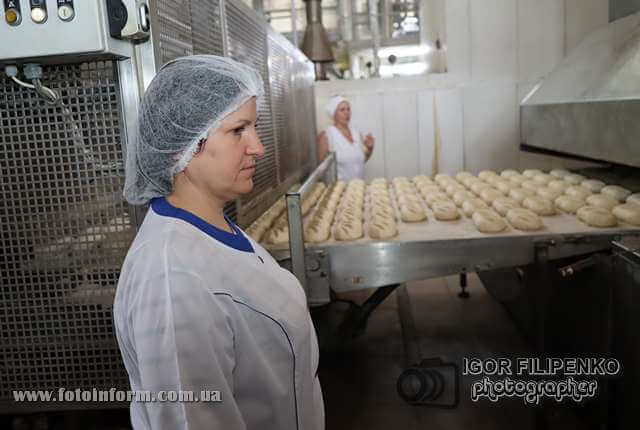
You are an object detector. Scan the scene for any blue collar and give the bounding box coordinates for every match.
[151,197,254,253]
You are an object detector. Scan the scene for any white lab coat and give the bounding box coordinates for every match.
[113,197,325,429]
[326,124,366,181]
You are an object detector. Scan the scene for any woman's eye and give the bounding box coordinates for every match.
[233,126,246,135]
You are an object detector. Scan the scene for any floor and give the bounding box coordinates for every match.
[4,274,584,430]
[316,274,552,430]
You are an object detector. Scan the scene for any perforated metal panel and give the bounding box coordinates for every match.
[268,36,298,181]
[292,56,317,170]
[189,0,225,56]
[225,0,279,204]
[152,0,195,64]
[0,62,131,409]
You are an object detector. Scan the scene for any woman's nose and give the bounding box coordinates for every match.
[247,131,265,157]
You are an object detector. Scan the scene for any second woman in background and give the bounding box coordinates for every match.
[317,95,375,181]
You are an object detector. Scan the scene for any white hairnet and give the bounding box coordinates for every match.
[124,55,264,205]
[325,95,347,119]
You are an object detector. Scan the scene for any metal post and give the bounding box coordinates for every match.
[286,192,307,293]
[533,242,551,430]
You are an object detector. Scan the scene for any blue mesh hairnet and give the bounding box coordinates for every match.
[123,55,264,204]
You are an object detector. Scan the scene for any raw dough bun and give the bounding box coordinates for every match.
[301,182,326,215]
[485,175,503,186]
[581,179,605,193]
[554,196,585,214]
[462,198,489,217]
[462,177,481,188]
[523,196,556,216]
[434,174,455,186]
[550,169,571,178]
[455,171,474,182]
[471,182,493,195]
[492,197,520,216]
[397,192,420,204]
[392,176,410,183]
[472,209,507,233]
[509,174,527,185]
[495,180,517,194]
[266,223,289,244]
[586,194,619,210]
[564,173,585,185]
[453,190,473,206]
[537,187,564,200]
[368,217,398,239]
[432,200,460,220]
[371,200,394,218]
[305,219,331,243]
[601,185,631,202]
[612,203,640,226]
[334,215,363,240]
[425,192,451,206]
[500,169,519,179]
[506,208,543,231]
[627,193,640,205]
[371,177,388,186]
[418,185,442,196]
[522,180,541,191]
[445,183,466,196]
[577,206,617,228]
[565,186,592,200]
[413,175,433,185]
[480,188,504,204]
[523,169,542,178]
[399,202,427,222]
[478,170,498,181]
[534,173,554,185]
[548,180,571,191]
[509,187,537,203]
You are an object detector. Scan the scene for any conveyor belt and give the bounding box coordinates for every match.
[257,161,640,293]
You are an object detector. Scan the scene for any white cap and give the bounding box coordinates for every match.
[325,95,347,119]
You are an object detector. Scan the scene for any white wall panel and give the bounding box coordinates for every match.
[463,83,519,173]
[444,0,471,77]
[470,0,517,81]
[350,93,387,180]
[382,91,420,178]
[417,90,435,175]
[517,0,565,82]
[435,88,465,174]
[565,0,609,52]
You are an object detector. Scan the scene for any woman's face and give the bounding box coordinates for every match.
[184,97,264,202]
[334,101,351,125]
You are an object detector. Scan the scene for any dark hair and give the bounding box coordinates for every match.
[194,138,206,155]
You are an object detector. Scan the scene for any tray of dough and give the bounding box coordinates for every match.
[247,169,640,252]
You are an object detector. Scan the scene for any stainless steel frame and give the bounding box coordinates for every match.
[275,157,640,300]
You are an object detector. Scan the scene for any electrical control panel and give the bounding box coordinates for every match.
[1,0,150,64]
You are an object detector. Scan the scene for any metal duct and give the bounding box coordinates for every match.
[521,12,640,168]
[302,0,334,80]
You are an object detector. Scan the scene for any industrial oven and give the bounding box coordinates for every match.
[0,0,316,413]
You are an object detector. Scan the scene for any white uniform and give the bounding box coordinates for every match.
[114,197,325,430]
[326,124,366,181]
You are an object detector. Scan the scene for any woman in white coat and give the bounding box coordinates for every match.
[316,95,375,180]
[114,55,324,430]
